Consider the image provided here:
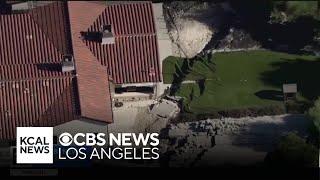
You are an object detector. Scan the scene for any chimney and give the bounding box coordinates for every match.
[101,25,115,45]
[61,55,75,72]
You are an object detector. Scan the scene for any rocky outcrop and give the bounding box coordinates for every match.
[159,118,246,167]
[214,28,261,51]
[164,2,224,58]
[163,2,262,58]
[169,19,214,58]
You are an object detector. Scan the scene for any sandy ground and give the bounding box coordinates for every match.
[108,100,173,133]
[170,19,214,58]
[164,2,233,58]
[54,100,161,134]
[165,2,218,58]
[108,100,154,133]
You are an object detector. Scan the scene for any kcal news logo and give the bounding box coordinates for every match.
[16,127,160,163]
[16,127,53,164]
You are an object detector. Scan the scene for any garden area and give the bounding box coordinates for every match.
[162,50,320,118]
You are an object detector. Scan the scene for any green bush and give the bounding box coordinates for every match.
[285,99,312,114]
[172,105,286,123]
[270,1,319,23]
[265,133,318,167]
[307,98,320,142]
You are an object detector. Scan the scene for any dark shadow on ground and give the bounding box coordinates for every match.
[263,17,319,54]
[260,58,320,101]
[255,90,283,101]
[165,1,319,55]
[229,1,319,54]
[197,79,206,95]
[230,114,312,152]
[170,58,195,96]
[37,63,62,72]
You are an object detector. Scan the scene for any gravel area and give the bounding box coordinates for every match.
[159,114,311,167]
[110,99,180,134]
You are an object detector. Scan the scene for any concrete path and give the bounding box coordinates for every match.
[181,80,197,84]
[153,3,173,96]
[108,100,154,133]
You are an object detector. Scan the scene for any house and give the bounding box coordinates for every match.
[0,1,162,140]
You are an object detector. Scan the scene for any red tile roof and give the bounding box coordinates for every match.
[84,1,161,84]
[29,2,72,55]
[68,1,113,123]
[0,1,161,138]
[0,2,79,140]
[67,1,161,122]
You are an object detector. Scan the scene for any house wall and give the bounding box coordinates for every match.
[110,82,157,103]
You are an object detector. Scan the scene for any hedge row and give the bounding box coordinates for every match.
[172,105,286,123]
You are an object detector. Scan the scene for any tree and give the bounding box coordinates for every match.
[270,1,319,24]
[307,97,320,143]
[265,133,318,167]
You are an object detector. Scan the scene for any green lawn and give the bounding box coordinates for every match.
[162,56,216,84]
[162,50,320,114]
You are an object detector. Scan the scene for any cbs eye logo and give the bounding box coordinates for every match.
[59,133,73,146]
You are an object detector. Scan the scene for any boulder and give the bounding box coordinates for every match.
[168,128,190,138]
[186,134,213,148]
[177,123,189,130]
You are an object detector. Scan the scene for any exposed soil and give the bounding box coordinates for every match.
[163,1,261,57]
[159,114,311,167]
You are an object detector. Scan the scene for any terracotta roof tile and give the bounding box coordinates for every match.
[0,2,78,140]
[68,1,113,123]
[85,2,161,84]
[0,1,161,138]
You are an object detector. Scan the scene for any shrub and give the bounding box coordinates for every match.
[286,100,312,114]
[270,1,319,23]
[307,98,320,143]
[172,105,286,123]
[172,113,198,124]
[265,132,318,167]
[218,105,286,118]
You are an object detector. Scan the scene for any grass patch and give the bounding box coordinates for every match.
[162,50,319,114]
[162,56,215,84]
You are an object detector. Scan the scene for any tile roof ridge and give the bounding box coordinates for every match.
[68,1,107,61]
[115,33,157,37]
[27,2,67,56]
[75,33,107,70]
[27,12,64,57]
